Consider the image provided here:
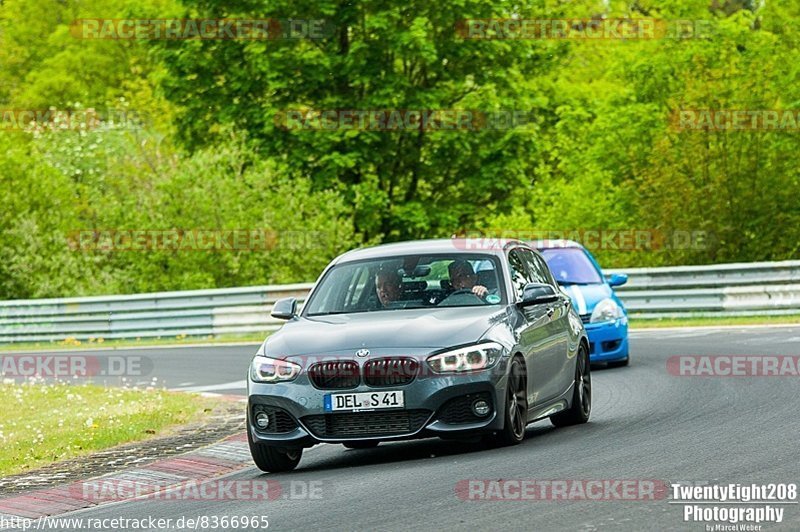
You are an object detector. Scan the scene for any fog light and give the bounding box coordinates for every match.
[472,399,490,417]
[255,411,270,429]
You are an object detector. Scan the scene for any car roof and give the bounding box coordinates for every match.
[333,238,531,264]
[529,239,584,250]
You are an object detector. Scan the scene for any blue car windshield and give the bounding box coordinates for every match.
[540,248,603,285]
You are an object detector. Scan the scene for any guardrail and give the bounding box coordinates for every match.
[607,260,800,319]
[0,284,314,343]
[0,260,798,343]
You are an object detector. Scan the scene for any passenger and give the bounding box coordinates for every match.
[448,259,489,298]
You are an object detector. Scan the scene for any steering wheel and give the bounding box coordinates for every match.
[439,289,484,306]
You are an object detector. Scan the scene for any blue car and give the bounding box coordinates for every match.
[532,240,629,366]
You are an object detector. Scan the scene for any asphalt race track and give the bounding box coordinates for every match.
[20,326,800,530]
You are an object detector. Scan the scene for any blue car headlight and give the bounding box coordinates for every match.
[590,298,624,323]
[427,342,504,373]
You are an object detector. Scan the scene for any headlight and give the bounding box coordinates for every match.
[250,356,301,383]
[590,298,624,323]
[427,342,504,373]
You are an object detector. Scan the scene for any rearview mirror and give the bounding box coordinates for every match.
[606,273,628,287]
[402,265,431,278]
[271,297,297,320]
[519,283,559,306]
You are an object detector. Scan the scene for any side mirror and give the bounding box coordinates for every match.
[519,283,559,307]
[606,273,628,288]
[271,297,297,320]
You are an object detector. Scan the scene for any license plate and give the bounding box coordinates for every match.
[324,390,405,412]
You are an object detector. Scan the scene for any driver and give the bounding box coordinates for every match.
[376,268,404,308]
[448,259,489,298]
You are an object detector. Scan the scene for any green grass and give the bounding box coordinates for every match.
[0,381,222,476]
[630,314,800,329]
[0,332,267,352]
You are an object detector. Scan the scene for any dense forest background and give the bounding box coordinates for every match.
[1,0,799,299]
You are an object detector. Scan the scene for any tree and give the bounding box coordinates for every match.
[155,0,569,240]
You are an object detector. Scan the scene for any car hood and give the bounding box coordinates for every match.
[265,306,506,357]
[559,283,614,315]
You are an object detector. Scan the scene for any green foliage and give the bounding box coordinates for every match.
[488,1,800,267]
[0,128,358,298]
[154,0,567,240]
[1,0,799,299]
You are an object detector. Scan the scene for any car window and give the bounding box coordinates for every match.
[533,251,559,287]
[539,248,603,284]
[506,249,532,299]
[343,264,371,309]
[519,249,552,286]
[304,254,505,316]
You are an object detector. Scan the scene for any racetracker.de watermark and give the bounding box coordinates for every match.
[70,18,333,40]
[455,18,713,40]
[274,109,534,131]
[0,355,153,379]
[667,356,800,377]
[68,229,334,252]
[455,479,669,501]
[451,230,710,251]
[1,109,143,131]
[70,479,324,501]
[672,109,800,131]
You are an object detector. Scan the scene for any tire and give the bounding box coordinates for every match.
[551,345,591,427]
[343,441,379,449]
[495,356,528,446]
[247,429,302,472]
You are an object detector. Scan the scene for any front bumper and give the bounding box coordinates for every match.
[247,358,510,446]
[585,318,629,362]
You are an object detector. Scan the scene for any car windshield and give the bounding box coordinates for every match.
[304,254,505,316]
[540,248,603,285]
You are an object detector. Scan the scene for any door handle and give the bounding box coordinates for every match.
[546,307,555,318]
[563,299,571,308]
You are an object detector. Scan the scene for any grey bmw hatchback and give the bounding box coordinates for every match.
[247,239,590,472]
